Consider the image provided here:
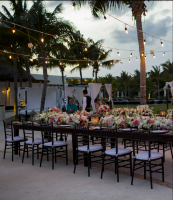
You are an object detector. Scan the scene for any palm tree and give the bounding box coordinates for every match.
[149,66,163,100]
[74,0,149,105]
[161,61,173,82]
[146,77,157,98]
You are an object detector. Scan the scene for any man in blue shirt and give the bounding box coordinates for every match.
[67,99,77,114]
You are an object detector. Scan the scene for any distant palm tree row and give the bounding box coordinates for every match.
[92,61,173,100]
[0,0,116,117]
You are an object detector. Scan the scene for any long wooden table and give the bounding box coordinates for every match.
[13,124,173,164]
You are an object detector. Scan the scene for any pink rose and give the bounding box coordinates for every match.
[100,119,104,122]
[105,122,108,127]
[148,120,154,124]
[162,126,165,130]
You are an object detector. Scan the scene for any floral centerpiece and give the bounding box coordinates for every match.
[99,105,110,113]
[47,106,61,113]
[74,110,90,117]
[71,113,88,126]
[136,107,154,116]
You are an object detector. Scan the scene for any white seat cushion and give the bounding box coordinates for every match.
[78,145,102,152]
[6,136,25,142]
[43,141,67,147]
[26,138,48,145]
[135,151,163,160]
[105,148,131,156]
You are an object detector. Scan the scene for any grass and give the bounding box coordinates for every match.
[113,104,172,114]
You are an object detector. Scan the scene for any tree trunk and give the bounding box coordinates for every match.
[13,58,18,118]
[136,14,146,105]
[25,57,32,87]
[40,63,48,113]
[61,69,65,90]
[158,79,160,100]
[95,71,97,83]
[125,85,127,100]
[79,67,82,84]
[20,74,22,88]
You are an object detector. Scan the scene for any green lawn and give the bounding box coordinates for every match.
[113,104,172,114]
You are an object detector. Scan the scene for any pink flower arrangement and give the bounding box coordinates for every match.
[133,120,140,126]
[148,120,154,124]
[99,105,110,113]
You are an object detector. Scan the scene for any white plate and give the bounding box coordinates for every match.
[59,125,71,127]
[151,130,168,134]
[122,128,137,131]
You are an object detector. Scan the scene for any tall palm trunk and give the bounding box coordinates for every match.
[158,79,160,100]
[128,86,130,98]
[125,85,127,100]
[25,57,32,87]
[20,74,22,88]
[61,68,65,90]
[13,58,18,118]
[136,14,146,105]
[79,67,82,84]
[95,71,98,83]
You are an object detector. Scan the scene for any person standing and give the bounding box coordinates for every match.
[82,89,91,112]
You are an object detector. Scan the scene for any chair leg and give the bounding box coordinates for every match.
[73,150,78,174]
[149,161,153,189]
[40,147,44,167]
[22,143,26,163]
[101,154,104,179]
[130,153,132,176]
[116,156,119,182]
[66,145,68,165]
[162,157,164,182]
[144,161,146,179]
[137,141,139,154]
[169,142,173,159]
[47,148,49,161]
[3,142,7,159]
[158,143,160,152]
[37,145,39,159]
[27,145,29,158]
[88,153,90,177]
[12,143,14,162]
[18,143,20,156]
[115,156,117,174]
[52,148,54,170]
[32,145,34,165]
[55,147,57,163]
[163,143,165,162]
[131,158,136,185]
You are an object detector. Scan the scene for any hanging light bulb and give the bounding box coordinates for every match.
[145,56,146,59]
[136,58,138,61]
[60,62,63,65]
[104,16,108,23]
[29,57,33,62]
[87,62,90,66]
[125,25,128,34]
[130,52,132,57]
[45,61,48,64]
[163,52,165,56]
[41,33,44,43]
[143,39,146,45]
[77,63,79,66]
[110,61,113,65]
[161,41,164,47]
[12,24,15,33]
[117,51,120,56]
[71,2,76,10]
[100,62,102,66]
[28,43,33,50]
[129,59,130,63]
[142,53,144,56]
[84,47,88,52]
[9,55,12,59]
[103,50,105,54]
[153,54,155,58]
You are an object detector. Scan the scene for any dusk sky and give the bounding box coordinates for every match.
[0,1,172,78]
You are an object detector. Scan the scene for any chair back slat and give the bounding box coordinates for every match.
[40,123,53,145]
[75,126,89,150]
[3,120,13,141]
[22,122,34,142]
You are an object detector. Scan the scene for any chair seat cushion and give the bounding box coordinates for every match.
[43,141,67,147]
[78,145,102,152]
[6,136,25,142]
[135,151,163,160]
[105,148,131,156]
[26,138,48,145]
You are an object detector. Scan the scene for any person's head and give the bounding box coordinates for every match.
[94,98,99,103]
[69,99,73,105]
[83,89,88,96]
[102,99,106,104]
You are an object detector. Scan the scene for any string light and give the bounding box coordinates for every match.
[41,33,44,43]
[60,62,63,65]
[71,2,76,10]
[143,39,146,45]
[110,61,112,65]
[9,55,12,59]
[125,24,128,34]
[29,57,33,62]
[77,63,79,66]
[87,62,90,66]
[129,59,130,62]
[84,47,88,51]
[130,52,132,57]
[142,53,144,56]
[103,50,105,54]
[28,30,33,51]
[153,54,155,58]
[117,51,120,56]
[145,56,146,59]
[100,62,102,65]
[136,58,138,61]
[12,24,15,33]
[163,52,165,56]
[45,61,48,64]
[104,16,108,23]
[161,41,164,47]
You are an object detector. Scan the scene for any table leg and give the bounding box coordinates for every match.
[72,133,77,165]
[14,128,19,155]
